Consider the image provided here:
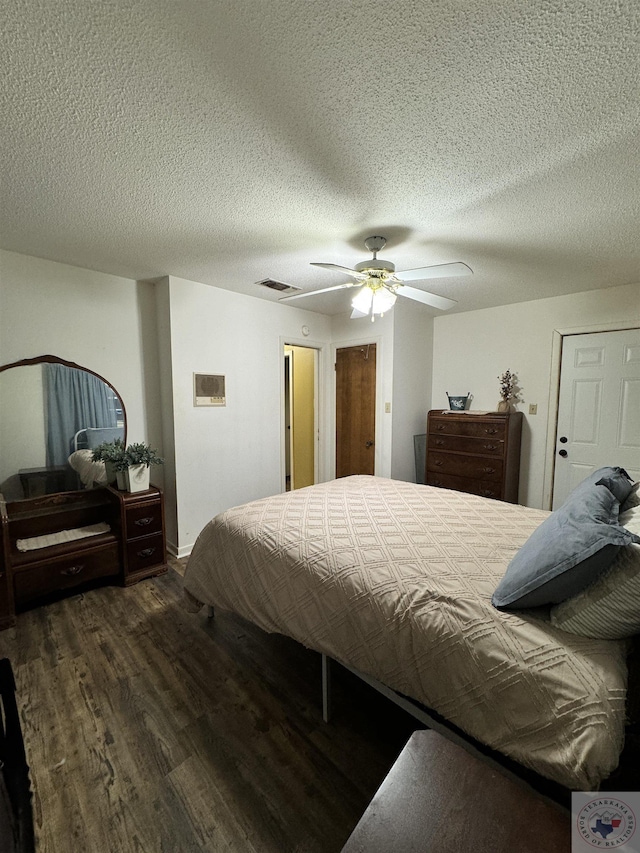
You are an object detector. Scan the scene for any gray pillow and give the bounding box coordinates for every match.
[492,467,640,610]
[592,467,636,504]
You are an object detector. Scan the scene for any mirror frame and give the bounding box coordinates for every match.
[0,354,128,499]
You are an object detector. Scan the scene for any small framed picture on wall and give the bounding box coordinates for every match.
[194,373,226,407]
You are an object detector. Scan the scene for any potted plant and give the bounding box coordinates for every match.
[91,438,126,485]
[497,369,517,412]
[122,442,164,493]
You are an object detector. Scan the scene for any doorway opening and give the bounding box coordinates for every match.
[283,344,319,491]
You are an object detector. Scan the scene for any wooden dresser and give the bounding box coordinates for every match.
[425,410,523,503]
[0,485,168,629]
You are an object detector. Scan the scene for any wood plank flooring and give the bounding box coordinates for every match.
[0,562,418,852]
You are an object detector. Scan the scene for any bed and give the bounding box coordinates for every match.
[183,475,637,792]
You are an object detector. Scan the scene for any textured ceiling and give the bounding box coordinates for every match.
[1,0,639,315]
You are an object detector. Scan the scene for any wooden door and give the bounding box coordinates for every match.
[552,328,640,507]
[336,344,376,477]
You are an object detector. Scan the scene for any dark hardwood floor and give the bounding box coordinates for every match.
[0,561,418,852]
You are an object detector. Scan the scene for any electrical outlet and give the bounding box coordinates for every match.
[529,403,538,415]
[384,402,391,413]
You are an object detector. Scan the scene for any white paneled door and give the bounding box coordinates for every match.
[552,328,640,508]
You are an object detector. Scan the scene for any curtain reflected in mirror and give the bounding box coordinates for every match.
[0,356,126,501]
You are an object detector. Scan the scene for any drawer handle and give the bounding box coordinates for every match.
[435,424,445,431]
[480,489,496,498]
[482,467,496,475]
[434,438,444,446]
[483,443,498,452]
[433,459,444,467]
[61,565,84,576]
[484,428,498,435]
[135,517,154,527]
[137,547,156,558]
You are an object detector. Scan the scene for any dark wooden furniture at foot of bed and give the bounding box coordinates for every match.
[341,730,570,853]
[0,485,167,628]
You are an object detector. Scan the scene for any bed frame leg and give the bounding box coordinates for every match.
[322,654,332,723]
[206,605,214,619]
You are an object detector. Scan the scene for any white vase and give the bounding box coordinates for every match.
[115,470,128,490]
[104,460,117,485]
[126,464,150,493]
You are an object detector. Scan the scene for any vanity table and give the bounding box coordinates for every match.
[0,485,168,628]
[0,354,167,630]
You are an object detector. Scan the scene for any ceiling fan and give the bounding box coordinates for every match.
[279,236,472,320]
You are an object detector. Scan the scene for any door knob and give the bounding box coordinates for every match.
[365,440,374,448]
[559,436,567,443]
[558,449,568,458]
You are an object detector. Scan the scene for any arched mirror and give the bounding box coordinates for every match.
[0,355,127,501]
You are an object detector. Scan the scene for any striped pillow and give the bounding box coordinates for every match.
[549,505,640,639]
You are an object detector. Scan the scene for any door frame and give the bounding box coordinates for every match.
[283,350,294,489]
[331,335,385,480]
[280,336,329,493]
[542,319,640,509]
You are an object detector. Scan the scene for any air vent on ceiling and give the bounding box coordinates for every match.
[255,278,301,293]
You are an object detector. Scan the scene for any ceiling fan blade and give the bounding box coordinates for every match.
[395,262,473,282]
[310,262,367,280]
[397,285,457,311]
[279,282,358,302]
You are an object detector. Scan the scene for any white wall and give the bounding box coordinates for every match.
[432,282,640,508]
[0,249,163,457]
[390,299,434,482]
[163,276,332,555]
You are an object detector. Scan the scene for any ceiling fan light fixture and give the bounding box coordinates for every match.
[351,282,397,319]
[371,286,397,315]
[351,285,373,315]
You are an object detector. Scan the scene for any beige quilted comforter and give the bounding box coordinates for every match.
[183,476,628,789]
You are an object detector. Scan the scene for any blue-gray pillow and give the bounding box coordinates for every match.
[588,466,636,505]
[492,467,640,610]
[558,465,634,506]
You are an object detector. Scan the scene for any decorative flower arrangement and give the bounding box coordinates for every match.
[498,369,516,404]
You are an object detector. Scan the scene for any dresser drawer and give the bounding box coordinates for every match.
[427,433,504,456]
[126,533,165,575]
[125,501,163,539]
[429,418,506,439]
[425,472,502,500]
[14,543,119,605]
[427,451,503,483]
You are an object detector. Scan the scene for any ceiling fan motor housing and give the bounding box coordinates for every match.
[354,259,395,274]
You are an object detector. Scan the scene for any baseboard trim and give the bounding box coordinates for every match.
[167,541,193,559]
